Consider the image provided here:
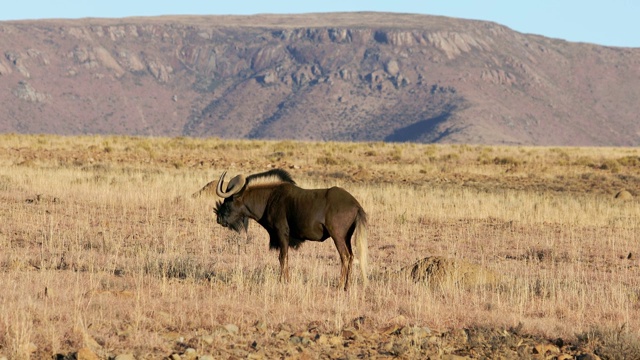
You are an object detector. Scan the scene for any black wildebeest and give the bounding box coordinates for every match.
[213,169,368,290]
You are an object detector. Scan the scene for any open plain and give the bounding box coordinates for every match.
[0,134,639,359]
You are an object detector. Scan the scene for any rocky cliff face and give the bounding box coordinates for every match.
[1,13,639,145]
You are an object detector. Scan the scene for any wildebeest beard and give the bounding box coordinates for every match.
[214,200,245,232]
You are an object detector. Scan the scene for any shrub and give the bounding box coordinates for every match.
[617,156,640,167]
[577,327,640,360]
[599,159,621,173]
[493,156,521,166]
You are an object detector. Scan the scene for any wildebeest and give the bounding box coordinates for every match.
[192,178,250,240]
[213,169,368,290]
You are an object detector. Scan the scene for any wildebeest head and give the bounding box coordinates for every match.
[213,171,247,232]
[213,169,296,233]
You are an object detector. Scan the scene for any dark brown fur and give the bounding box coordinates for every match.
[213,169,368,290]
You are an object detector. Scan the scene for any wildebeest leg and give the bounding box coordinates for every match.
[270,229,290,283]
[278,245,290,282]
[332,236,353,291]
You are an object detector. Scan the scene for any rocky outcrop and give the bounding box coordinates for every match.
[0,59,11,75]
[146,60,173,83]
[12,81,49,103]
[425,31,488,59]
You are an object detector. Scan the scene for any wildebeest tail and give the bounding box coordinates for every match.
[354,207,369,286]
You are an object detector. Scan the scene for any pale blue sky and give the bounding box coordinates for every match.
[1,1,637,48]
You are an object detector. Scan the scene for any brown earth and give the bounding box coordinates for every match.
[55,318,611,360]
[1,13,640,146]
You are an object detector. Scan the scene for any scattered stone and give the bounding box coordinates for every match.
[341,328,357,340]
[12,81,50,103]
[274,329,291,341]
[76,347,100,360]
[314,334,328,345]
[254,320,267,333]
[577,354,602,360]
[256,71,277,85]
[162,331,184,343]
[147,60,173,82]
[114,354,136,360]
[441,355,470,360]
[328,335,344,346]
[385,60,400,76]
[400,325,431,338]
[614,189,633,200]
[390,341,409,356]
[224,323,240,334]
[0,60,12,75]
[533,343,559,355]
[52,323,612,359]
[201,334,215,345]
[628,252,635,260]
[181,348,197,360]
[380,323,401,335]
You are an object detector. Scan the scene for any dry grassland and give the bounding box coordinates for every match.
[0,134,639,359]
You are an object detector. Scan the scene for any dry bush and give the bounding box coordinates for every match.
[0,134,639,358]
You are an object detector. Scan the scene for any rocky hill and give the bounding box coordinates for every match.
[1,13,639,146]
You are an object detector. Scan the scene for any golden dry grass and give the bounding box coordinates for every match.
[0,134,639,358]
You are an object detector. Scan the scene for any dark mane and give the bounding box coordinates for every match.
[245,168,296,187]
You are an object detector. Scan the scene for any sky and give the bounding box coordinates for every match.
[1,1,638,48]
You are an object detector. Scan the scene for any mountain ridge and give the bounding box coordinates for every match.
[1,13,639,146]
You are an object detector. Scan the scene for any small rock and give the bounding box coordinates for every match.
[385,60,400,76]
[328,335,344,346]
[533,343,559,355]
[254,320,267,332]
[274,329,291,341]
[182,348,197,360]
[314,334,328,345]
[224,323,239,334]
[614,190,633,200]
[201,334,215,345]
[114,354,136,360]
[76,347,100,360]
[162,332,184,343]
[399,325,431,338]
[379,341,394,353]
[349,315,371,330]
[380,323,401,334]
[390,341,408,356]
[199,356,215,360]
[577,354,602,360]
[341,328,357,340]
[441,355,470,360]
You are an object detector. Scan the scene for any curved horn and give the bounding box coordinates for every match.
[215,171,246,198]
